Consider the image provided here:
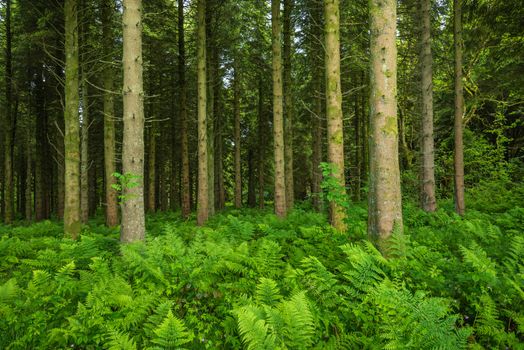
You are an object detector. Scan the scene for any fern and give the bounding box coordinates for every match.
[150,310,193,349]
[106,330,138,350]
[256,278,282,307]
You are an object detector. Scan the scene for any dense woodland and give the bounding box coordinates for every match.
[0,0,523,349]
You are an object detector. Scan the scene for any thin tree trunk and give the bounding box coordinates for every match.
[453,0,465,216]
[368,0,403,253]
[80,76,90,223]
[102,0,118,227]
[121,0,145,242]
[64,0,81,238]
[353,73,361,202]
[214,71,225,210]
[25,129,32,221]
[324,0,347,231]
[272,0,287,218]
[257,78,266,209]
[283,0,294,211]
[147,123,156,213]
[196,0,209,225]
[178,0,191,218]
[420,0,436,212]
[3,0,13,223]
[234,64,242,209]
[206,6,215,216]
[247,148,256,207]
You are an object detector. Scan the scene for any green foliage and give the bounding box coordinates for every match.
[0,184,523,348]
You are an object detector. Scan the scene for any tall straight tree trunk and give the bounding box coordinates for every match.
[25,129,32,221]
[80,76,90,223]
[178,0,191,218]
[3,0,13,223]
[121,0,145,242]
[453,0,465,216]
[214,71,225,210]
[147,123,156,213]
[102,0,118,227]
[353,73,361,202]
[324,0,347,231]
[420,0,436,212]
[206,6,215,216]
[64,0,81,238]
[257,78,266,209]
[196,0,209,225]
[247,148,256,207]
[368,0,403,252]
[283,0,294,211]
[234,65,242,209]
[271,0,287,218]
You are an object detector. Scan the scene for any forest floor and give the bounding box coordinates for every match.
[1,182,523,349]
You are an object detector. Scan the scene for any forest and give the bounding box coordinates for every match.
[0,0,523,348]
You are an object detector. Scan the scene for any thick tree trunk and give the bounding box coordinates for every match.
[102,0,118,227]
[257,78,266,209]
[3,0,13,223]
[234,65,242,209]
[453,0,465,216]
[178,0,191,219]
[121,0,145,242]
[368,0,403,252]
[420,0,436,212]
[80,77,90,223]
[64,0,81,238]
[324,0,347,231]
[283,0,294,211]
[272,0,287,218]
[196,0,209,226]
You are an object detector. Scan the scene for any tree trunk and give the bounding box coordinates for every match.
[64,0,81,238]
[420,0,436,212]
[102,0,118,227]
[147,123,156,213]
[234,65,242,209]
[206,6,215,217]
[121,0,145,242]
[353,73,361,202]
[272,0,287,218]
[214,70,225,210]
[453,0,465,216]
[283,0,294,211]
[178,0,191,219]
[247,148,256,207]
[196,0,209,226]
[324,0,347,231]
[257,78,266,209]
[368,0,403,253]
[80,76,90,223]
[3,0,13,223]
[25,129,32,221]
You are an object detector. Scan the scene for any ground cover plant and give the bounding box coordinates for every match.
[1,181,523,349]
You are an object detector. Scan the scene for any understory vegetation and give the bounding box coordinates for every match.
[1,181,523,349]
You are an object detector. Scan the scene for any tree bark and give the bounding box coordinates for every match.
[102,0,118,227]
[147,123,156,213]
[257,78,266,209]
[234,65,242,209]
[368,0,403,252]
[196,0,209,226]
[324,0,347,231]
[3,0,13,223]
[80,75,90,223]
[283,0,294,211]
[121,0,145,242]
[64,0,81,238]
[272,0,287,218]
[420,0,436,212]
[453,0,465,216]
[178,0,191,219]
[206,5,215,217]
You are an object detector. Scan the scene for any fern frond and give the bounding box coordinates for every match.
[151,310,193,349]
[106,330,137,350]
[256,278,282,307]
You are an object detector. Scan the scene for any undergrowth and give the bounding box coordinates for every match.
[0,183,523,349]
